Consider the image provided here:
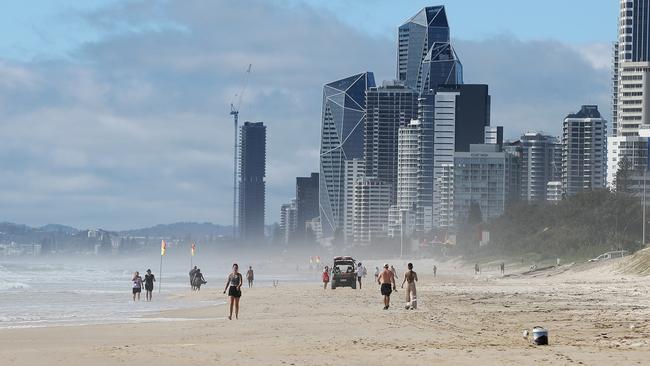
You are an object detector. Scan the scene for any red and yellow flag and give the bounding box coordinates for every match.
[191,242,196,256]
[161,239,167,256]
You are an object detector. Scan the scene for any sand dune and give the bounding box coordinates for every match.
[1,260,650,365]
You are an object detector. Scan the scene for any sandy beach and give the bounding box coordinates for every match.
[2,259,650,365]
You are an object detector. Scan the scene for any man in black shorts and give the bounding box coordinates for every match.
[377,263,396,310]
[144,269,155,301]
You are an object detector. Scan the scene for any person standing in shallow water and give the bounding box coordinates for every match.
[223,263,243,320]
[144,269,155,301]
[132,271,143,301]
[246,266,254,288]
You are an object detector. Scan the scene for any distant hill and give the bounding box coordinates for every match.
[120,222,232,238]
[36,224,79,235]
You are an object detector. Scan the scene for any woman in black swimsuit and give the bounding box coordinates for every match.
[223,263,243,320]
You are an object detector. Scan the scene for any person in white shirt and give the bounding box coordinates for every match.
[356,262,365,289]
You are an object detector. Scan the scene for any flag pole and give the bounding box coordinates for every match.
[159,239,165,293]
[159,252,163,293]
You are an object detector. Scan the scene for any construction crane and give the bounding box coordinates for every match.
[229,63,252,241]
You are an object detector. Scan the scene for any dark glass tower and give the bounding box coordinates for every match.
[295,172,319,242]
[364,81,419,204]
[397,6,463,94]
[239,122,266,242]
[619,0,650,63]
[319,72,375,240]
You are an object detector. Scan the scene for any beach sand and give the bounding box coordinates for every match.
[2,260,650,365]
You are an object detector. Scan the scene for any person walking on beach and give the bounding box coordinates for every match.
[377,264,396,310]
[246,266,254,288]
[189,266,198,291]
[500,262,505,275]
[144,269,155,301]
[223,263,243,320]
[474,263,480,275]
[390,265,398,279]
[356,262,366,289]
[322,265,330,290]
[374,266,379,281]
[433,265,437,278]
[193,268,207,291]
[132,271,143,301]
[401,263,418,310]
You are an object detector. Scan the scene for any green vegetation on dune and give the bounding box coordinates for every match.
[460,191,644,261]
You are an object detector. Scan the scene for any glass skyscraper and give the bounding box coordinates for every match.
[364,81,419,204]
[239,122,266,242]
[397,6,463,94]
[319,72,375,240]
[618,0,650,63]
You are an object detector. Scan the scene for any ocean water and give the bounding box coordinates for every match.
[0,261,222,329]
[0,259,321,329]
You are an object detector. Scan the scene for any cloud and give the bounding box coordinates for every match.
[455,36,611,138]
[0,0,611,229]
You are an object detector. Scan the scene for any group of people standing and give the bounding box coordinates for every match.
[377,263,418,310]
[131,269,156,302]
[320,261,419,310]
[189,266,207,291]
[129,263,253,320]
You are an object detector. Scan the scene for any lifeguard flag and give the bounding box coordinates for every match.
[161,240,167,256]
[191,242,196,256]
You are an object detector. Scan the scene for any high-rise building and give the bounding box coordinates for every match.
[389,119,421,237]
[618,0,650,64]
[609,1,650,186]
[561,105,606,196]
[520,132,561,201]
[397,6,463,94]
[352,177,391,244]
[364,81,419,203]
[343,159,365,244]
[484,126,504,146]
[503,140,523,204]
[279,200,297,245]
[295,173,319,242]
[239,122,266,242]
[546,181,563,202]
[319,72,375,241]
[416,94,435,232]
[607,135,648,188]
[449,144,510,227]
[433,84,491,226]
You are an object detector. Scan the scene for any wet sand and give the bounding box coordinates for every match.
[2,260,650,365]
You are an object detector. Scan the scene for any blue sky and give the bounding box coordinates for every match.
[0,0,618,61]
[0,1,618,229]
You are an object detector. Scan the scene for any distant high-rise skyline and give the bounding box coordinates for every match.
[238,121,266,242]
[319,72,375,241]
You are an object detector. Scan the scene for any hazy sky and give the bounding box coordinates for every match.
[0,0,616,229]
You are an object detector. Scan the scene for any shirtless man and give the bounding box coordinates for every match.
[377,263,396,310]
[401,263,418,309]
